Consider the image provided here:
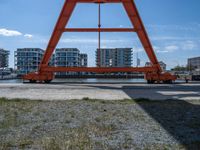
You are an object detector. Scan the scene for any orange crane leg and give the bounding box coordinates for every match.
[23,0,177,83]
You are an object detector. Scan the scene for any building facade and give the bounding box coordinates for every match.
[188,57,200,71]
[55,48,88,75]
[0,49,9,68]
[55,48,80,67]
[15,48,45,75]
[96,48,133,67]
[80,54,88,67]
[15,48,87,76]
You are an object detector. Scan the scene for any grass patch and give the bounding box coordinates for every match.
[0,97,190,105]
[38,128,94,150]
[0,97,43,106]
[0,97,200,149]
[0,139,34,149]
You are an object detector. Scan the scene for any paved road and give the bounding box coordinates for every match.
[0,83,200,100]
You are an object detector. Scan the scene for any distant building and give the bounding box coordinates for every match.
[159,61,167,71]
[15,48,45,75]
[0,49,9,68]
[145,62,151,67]
[188,56,200,76]
[188,56,200,71]
[15,48,87,76]
[55,48,88,75]
[96,48,133,67]
[55,48,80,67]
[145,61,167,71]
[80,53,88,67]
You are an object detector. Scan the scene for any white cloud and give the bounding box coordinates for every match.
[153,46,169,53]
[0,28,22,37]
[155,45,179,53]
[0,28,34,39]
[132,48,143,53]
[24,34,33,39]
[156,50,170,53]
[154,40,199,53]
[165,45,179,51]
[181,40,197,50]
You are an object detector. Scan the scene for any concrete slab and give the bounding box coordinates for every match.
[0,83,200,100]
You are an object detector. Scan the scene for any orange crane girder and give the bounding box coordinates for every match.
[23,0,177,83]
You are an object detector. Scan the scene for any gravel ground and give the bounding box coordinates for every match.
[0,98,200,150]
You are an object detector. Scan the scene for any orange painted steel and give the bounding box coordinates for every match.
[42,66,158,73]
[23,0,177,83]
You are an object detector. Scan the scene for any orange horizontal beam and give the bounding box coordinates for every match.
[63,28,136,32]
[42,67,157,73]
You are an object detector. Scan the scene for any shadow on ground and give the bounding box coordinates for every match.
[133,99,200,149]
[85,84,200,149]
[83,84,200,100]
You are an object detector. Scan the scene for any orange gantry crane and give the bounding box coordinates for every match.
[23,0,177,83]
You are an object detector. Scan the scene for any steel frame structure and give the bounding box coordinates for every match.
[23,0,176,83]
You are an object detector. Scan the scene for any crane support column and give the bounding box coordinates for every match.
[23,0,177,83]
[40,1,76,69]
[122,0,161,72]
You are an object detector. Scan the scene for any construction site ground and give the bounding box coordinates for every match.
[0,83,200,149]
[0,82,200,100]
[0,98,200,149]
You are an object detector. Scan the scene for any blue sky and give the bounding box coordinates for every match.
[0,0,200,69]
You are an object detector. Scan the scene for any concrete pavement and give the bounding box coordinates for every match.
[0,83,200,100]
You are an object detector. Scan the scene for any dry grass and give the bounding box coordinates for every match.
[0,98,200,150]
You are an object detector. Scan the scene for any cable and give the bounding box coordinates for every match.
[98,3,101,67]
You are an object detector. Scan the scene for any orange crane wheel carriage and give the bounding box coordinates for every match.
[23,0,177,83]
